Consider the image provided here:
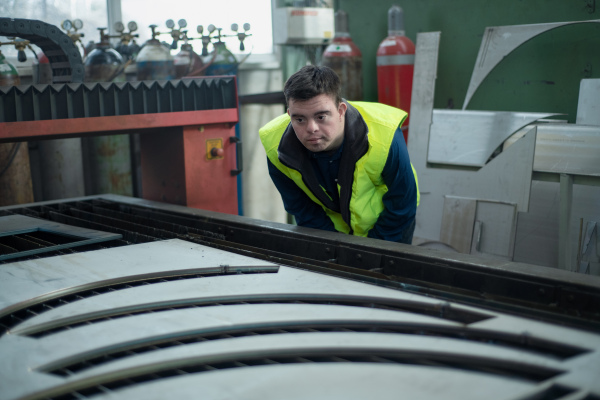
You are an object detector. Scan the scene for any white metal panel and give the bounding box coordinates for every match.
[577,79,600,126]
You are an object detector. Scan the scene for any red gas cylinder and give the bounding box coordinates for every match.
[376,5,415,143]
[322,9,363,101]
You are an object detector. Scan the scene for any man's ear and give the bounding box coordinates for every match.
[287,108,291,116]
[338,101,347,118]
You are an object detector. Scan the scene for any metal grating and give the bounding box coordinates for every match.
[0,199,225,264]
[29,351,565,400]
[42,383,593,400]
[41,322,586,378]
[0,78,236,123]
[0,214,122,261]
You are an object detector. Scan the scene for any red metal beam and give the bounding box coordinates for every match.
[0,109,239,143]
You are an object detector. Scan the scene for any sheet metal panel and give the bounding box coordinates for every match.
[428,110,554,167]
[504,123,600,177]
[577,79,600,126]
[1,239,599,400]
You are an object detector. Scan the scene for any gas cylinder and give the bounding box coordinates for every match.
[83,31,132,197]
[204,27,238,76]
[113,21,140,62]
[31,52,53,84]
[376,5,415,143]
[84,28,125,82]
[322,10,362,101]
[136,25,175,80]
[174,42,204,78]
[0,49,21,86]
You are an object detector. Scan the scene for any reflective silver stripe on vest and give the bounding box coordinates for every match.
[376,54,415,66]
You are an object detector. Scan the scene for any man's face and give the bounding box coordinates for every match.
[287,94,347,153]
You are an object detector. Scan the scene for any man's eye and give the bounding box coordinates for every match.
[295,118,304,123]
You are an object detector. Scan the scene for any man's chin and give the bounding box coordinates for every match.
[305,141,326,152]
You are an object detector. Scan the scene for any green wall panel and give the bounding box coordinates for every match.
[338,0,599,122]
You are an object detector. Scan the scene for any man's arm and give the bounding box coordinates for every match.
[267,158,338,232]
[367,128,418,244]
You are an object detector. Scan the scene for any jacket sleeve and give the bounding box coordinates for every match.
[367,127,417,244]
[267,158,338,232]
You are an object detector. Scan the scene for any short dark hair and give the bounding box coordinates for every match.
[283,65,342,106]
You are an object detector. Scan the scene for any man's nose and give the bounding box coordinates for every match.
[307,119,318,133]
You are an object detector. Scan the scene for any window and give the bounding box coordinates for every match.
[120,0,273,56]
[0,0,273,63]
[0,0,108,60]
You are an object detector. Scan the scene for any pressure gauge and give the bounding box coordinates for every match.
[128,21,138,32]
[231,23,238,32]
[114,21,125,33]
[166,19,175,29]
[61,19,73,31]
[208,24,216,33]
[178,19,187,28]
[243,23,251,31]
[73,19,83,30]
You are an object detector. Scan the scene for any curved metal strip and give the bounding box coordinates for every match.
[27,305,460,372]
[428,109,556,167]
[462,20,600,110]
[8,266,470,336]
[25,333,564,400]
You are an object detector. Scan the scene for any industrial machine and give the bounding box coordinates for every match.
[0,76,241,214]
[1,17,241,215]
[0,194,599,399]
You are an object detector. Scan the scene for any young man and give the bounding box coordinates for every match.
[259,65,419,244]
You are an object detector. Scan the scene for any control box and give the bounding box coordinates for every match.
[273,7,334,45]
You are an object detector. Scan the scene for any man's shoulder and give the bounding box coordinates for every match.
[349,101,407,127]
[259,113,291,136]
